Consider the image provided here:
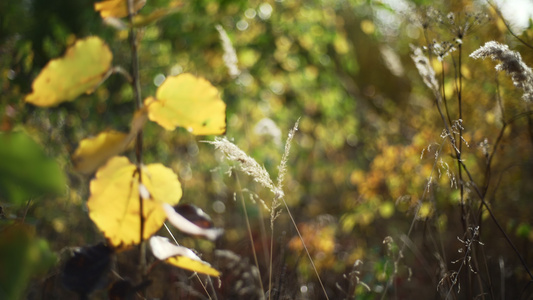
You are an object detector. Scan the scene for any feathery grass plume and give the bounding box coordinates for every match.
[215,24,241,79]
[410,45,440,99]
[470,41,533,102]
[276,118,299,192]
[206,137,280,197]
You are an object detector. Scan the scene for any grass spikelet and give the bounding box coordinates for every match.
[470,41,533,102]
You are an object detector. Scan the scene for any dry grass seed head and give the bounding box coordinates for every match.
[471,41,533,102]
[411,45,440,99]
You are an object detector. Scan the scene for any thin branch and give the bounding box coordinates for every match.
[456,43,467,231]
[457,157,533,282]
[429,48,533,284]
[21,198,32,223]
[112,66,134,83]
[483,111,533,193]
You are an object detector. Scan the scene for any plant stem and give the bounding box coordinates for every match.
[456,43,466,231]
[235,174,266,298]
[280,199,330,300]
[127,0,146,284]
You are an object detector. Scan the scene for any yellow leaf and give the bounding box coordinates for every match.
[94,0,146,18]
[72,131,130,174]
[25,37,112,107]
[150,236,220,276]
[144,73,226,135]
[72,109,147,174]
[88,156,182,249]
[166,255,220,277]
[132,2,183,27]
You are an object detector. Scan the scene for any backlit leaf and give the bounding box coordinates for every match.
[94,0,146,18]
[25,37,112,107]
[88,156,182,249]
[149,236,220,276]
[144,73,226,135]
[72,131,130,175]
[72,109,147,174]
[132,2,182,27]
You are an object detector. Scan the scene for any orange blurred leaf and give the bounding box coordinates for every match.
[25,37,112,107]
[94,0,146,18]
[144,73,226,135]
[88,156,182,249]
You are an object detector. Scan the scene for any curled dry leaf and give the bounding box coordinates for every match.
[149,236,220,277]
[62,243,114,297]
[25,37,112,107]
[163,203,223,241]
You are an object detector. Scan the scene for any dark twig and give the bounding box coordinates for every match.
[126,0,147,291]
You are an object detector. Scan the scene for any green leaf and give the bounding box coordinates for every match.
[0,132,66,205]
[0,224,57,300]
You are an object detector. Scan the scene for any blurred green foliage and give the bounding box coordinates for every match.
[0,224,56,300]
[0,131,66,205]
[1,0,533,298]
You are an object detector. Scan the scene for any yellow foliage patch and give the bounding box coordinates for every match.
[94,0,146,18]
[25,37,112,107]
[166,256,220,277]
[144,73,226,135]
[72,131,131,174]
[72,109,147,174]
[88,156,182,249]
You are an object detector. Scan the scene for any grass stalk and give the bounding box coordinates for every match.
[235,174,266,298]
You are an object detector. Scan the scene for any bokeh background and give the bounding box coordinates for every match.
[2,0,533,298]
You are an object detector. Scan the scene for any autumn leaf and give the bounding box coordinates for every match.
[25,37,112,107]
[144,73,226,135]
[88,156,182,249]
[72,131,130,175]
[163,203,223,241]
[132,2,183,27]
[72,109,147,174]
[94,0,146,18]
[149,236,220,276]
